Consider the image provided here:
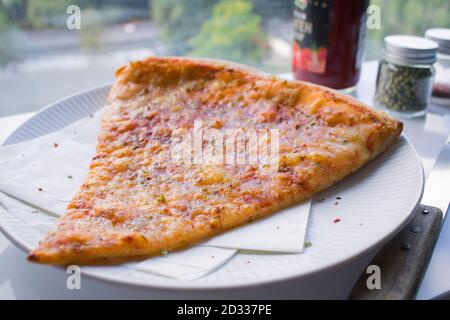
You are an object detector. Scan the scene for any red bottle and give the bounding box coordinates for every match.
[292,0,369,91]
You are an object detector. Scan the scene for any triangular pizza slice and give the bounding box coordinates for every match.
[28,57,402,264]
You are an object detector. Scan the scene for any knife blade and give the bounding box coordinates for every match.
[416,134,450,299]
[420,134,450,215]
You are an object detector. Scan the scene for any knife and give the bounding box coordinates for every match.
[416,134,450,299]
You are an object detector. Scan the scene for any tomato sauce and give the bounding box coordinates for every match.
[293,0,369,90]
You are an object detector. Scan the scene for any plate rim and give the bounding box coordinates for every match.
[2,83,112,146]
[0,84,425,291]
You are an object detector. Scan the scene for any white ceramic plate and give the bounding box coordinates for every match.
[0,84,424,291]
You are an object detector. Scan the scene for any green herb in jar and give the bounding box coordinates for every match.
[374,35,438,117]
[374,61,433,112]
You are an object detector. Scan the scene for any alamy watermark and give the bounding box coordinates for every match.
[170,120,280,173]
[366,264,381,290]
[60,2,383,291]
[66,265,81,290]
[66,5,81,30]
[367,5,382,30]
[65,4,382,31]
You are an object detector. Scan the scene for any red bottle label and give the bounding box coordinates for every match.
[293,0,333,74]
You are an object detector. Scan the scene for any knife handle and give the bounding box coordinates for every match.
[349,205,443,300]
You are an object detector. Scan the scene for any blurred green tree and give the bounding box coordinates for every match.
[26,0,73,29]
[0,2,8,29]
[151,0,218,54]
[189,0,265,65]
[79,7,103,51]
[368,0,450,40]
[0,1,16,65]
[1,0,27,26]
[365,0,450,60]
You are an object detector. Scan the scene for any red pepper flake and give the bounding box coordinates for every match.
[333,218,341,223]
[53,143,59,148]
[38,188,43,192]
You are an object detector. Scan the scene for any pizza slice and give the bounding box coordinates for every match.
[28,57,402,264]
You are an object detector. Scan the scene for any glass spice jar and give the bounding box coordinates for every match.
[426,28,450,106]
[374,35,438,118]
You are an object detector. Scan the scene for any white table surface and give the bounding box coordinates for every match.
[0,61,449,299]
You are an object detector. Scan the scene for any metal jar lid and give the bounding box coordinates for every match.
[425,28,450,56]
[383,35,438,65]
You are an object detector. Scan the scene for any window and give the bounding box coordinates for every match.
[0,0,448,116]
